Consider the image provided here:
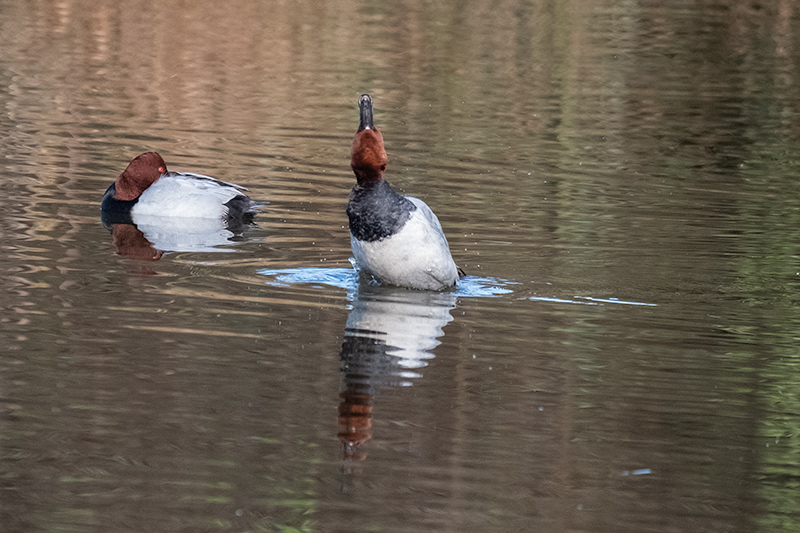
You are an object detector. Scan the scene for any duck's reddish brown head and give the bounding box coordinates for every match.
[114,152,168,201]
[351,94,388,186]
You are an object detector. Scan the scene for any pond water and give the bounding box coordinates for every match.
[2,1,800,531]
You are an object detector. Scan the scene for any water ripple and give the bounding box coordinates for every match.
[528,295,658,307]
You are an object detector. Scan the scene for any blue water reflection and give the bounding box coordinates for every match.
[528,295,658,307]
[258,266,516,298]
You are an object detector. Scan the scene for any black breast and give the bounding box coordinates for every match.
[100,183,138,226]
[347,180,416,242]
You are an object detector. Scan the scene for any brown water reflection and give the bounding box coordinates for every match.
[3,0,800,531]
[109,224,163,261]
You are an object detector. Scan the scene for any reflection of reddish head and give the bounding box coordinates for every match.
[111,224,163,261]
[338,390,373,460]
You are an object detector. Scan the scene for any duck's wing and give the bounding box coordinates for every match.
[166,171,250,192]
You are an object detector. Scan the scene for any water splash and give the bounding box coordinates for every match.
[260,267,358,290]
[257,267,517,297]
[456,276,517,297]
[257,267,656,306]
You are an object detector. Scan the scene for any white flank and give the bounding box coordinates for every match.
[131,174,243,219]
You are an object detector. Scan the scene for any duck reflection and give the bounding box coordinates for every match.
[102,210,255,259]
[338,283,457,463]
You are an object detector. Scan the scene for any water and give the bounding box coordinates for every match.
[2,0,800,531]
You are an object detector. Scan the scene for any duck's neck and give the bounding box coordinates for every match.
[347,179,416,242]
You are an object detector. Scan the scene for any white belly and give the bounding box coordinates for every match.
[351,198,458,290]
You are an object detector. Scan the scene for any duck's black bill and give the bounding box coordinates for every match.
[358,94,374,132]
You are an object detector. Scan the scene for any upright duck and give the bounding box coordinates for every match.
[347,94,459,290]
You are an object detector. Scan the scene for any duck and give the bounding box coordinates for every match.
[101,152,259,223]
[346,94,459,291]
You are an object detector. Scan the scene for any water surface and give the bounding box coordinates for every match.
[2,1,800,531]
